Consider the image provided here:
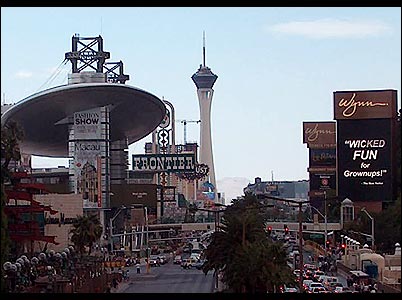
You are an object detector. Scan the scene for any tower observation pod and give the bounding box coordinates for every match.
[191,32,218,202]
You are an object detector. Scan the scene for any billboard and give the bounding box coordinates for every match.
[310,173,336,191]
[73,107,105,139]
[69,106,109,209]
[334,90,397,120]
[309,149,336,167]
[337,119,393,202]
[73,141,105,208]
[303,122,336,148]
[132,154,196,173]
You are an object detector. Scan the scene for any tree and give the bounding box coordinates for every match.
[374,197,401,253]
[202,193,295,293]
[1,121,24,292]
[1,121,24,183]
[69,213,103,256]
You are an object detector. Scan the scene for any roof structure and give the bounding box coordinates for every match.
[1,83,166,157]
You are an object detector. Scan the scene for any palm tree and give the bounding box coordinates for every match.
[70,213,103,256]
[202,193,295,293]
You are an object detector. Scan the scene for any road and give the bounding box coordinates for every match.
[119,259,214,293]
[115,245,347,293]
[302,249,347,287]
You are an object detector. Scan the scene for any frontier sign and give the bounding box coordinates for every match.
[132,154,196,173]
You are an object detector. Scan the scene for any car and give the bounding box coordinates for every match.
[334,286,353,293]
[173,255,182,264]
[158,254,168,264]
[303,269,314,280]
[321,275,338,284]
[327,281,343,291]
[282,287,299,293]
[149,255,161,267]
[309,287,328,293]
[304,264,317,271]
[313,270,325,281]
[308,282,325,292]
[302,279,313,291]
[181,258,198,269]
[194,259,206,270]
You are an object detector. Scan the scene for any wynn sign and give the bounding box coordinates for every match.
[334,89,397,120]
[303,122,336,148]
[303,121,337,207]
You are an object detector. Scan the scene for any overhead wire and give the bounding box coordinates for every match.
[36,58,68,92]
[54,64,71,87]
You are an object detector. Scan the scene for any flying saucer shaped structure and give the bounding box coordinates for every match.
[1,83,166,157]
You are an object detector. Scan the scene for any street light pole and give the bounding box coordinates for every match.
[109,218,113,255]
[109,206,126,255]
[361,208,375,250]
[214,209,219,290]
[193,204,226,292]
[297,201,303,293]
[310,202,327,249]
[261,195,309,292]
[144,206,150,274]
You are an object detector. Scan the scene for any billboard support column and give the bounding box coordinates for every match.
[324,191,328,251]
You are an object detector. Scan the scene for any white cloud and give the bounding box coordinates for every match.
[14,70,33,79]
[267,18,392,38]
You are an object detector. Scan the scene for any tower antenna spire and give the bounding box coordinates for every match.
[203,31,206,67]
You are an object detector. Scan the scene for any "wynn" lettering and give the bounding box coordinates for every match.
[305,124,335,142]
[338,93,388,117]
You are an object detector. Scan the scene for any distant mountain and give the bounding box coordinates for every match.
[217,177,252,205]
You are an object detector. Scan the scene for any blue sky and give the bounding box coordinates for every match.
[1,7,401,185]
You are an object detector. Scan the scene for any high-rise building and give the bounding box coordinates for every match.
[191,33,218,202]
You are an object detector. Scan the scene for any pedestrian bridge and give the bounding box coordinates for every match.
[148,221,341,233]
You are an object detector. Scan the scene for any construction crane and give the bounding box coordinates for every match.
[176,119,201,144]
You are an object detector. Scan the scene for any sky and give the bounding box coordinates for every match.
[1,7,401,189]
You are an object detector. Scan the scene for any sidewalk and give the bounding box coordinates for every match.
[111,280,130,293]
[110,261,159,293]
